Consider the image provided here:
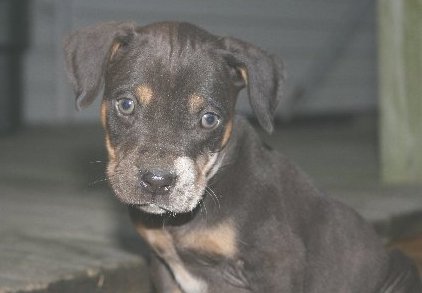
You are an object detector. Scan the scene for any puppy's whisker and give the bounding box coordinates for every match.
[89,160,106,164]
[205,186,221,210]
[200,201,208,221]
[218,160,235,171]
[205,188,217,207]
[88,177,109,186]
[207,162,235,186]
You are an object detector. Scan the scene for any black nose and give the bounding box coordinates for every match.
[139,170,176,195]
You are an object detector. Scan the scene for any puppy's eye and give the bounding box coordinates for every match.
[201,112,220,129]
[116,98,135,115]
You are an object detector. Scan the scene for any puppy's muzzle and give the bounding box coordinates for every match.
[139,169,176,195]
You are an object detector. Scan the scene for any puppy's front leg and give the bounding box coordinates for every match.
[150,255,181,293]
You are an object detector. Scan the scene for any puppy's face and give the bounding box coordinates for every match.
[64,21,283,215]
[101,24,240,214]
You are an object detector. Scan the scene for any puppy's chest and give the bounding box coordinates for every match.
[136,221,250,292]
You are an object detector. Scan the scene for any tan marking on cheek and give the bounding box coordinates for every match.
[195,153,219,185]
[195,154,207,174]
[239,67,248,85]
[188,94,205,113]
[105,134,116,161]
[177,219,238,258]
[100,101,117,170]
[100,101,107,129]
[105,134,117,178]
[193,154,207,185]
[136,85,153,106]
[110,42,121,60]
[221,120,233,148]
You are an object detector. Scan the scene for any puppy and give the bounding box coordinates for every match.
[64,21,421,292]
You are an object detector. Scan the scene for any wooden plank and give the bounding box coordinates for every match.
[378,0,422,183]
[389,234,422,274]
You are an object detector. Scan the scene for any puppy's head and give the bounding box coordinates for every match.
[64,21,284,214]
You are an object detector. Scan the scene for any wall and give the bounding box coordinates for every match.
[23,0,377,124]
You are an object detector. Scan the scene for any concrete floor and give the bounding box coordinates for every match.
[0,116,421,292]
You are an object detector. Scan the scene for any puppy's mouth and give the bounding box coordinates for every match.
[107,153,224,215]
[135,203,169,214]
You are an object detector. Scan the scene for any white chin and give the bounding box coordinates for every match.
[138,204,167,214]
[138,200,201,215]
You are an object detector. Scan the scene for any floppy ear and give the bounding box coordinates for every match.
[64,21,136,110]
[222,37,285,133]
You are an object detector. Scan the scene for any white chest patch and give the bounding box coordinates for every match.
[171,262,208,293]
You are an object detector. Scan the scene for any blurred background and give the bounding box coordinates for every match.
[2,0,379,125]
[0,0,421,292]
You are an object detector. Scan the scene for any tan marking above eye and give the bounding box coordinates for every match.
[188,94,205,113]
[176,219,238,258]
[136,85,153,105]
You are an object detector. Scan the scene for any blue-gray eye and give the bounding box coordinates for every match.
[201,112,220,129]
[116,98,135,115]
